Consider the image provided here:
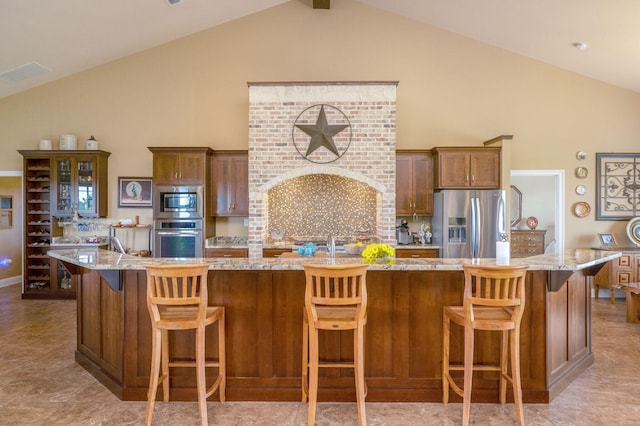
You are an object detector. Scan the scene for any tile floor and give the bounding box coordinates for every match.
[1,283,639,425]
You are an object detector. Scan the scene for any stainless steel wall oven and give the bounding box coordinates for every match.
[154,219,203,258]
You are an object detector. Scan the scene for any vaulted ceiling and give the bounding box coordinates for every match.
[1,0,639,99]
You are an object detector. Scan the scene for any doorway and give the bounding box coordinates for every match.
[0,172,22,288]
[510,170,564,253]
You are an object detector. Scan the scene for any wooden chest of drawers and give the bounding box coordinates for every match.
[510,230,546,258]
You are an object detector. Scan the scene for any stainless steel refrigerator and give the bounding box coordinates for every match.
[432,189,506,258]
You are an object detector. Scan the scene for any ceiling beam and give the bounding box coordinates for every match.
[313,0,330,9]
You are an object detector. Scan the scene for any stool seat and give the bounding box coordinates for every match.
[442,264,528,426]
[145,264,226,426]
[444,306,516,331]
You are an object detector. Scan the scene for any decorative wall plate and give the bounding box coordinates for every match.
[575,185,587,195]
[526,216,539,230]
[626,217,640,246]
[575,167,588,179]
[574,201,591,217]
[576,151,587,160]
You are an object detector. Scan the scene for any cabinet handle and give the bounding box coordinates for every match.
[465,174,469,183]
[223,254,232,257]
[411,254,419,258]
[471,174,475,184]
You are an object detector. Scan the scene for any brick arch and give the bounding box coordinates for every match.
[256,165,387,196]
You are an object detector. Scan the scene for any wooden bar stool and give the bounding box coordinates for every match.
[145,264,226,426]
[301,263,369,426]
[442,264,528,426]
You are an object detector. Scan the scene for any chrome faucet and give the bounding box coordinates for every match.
[327,235,336,260]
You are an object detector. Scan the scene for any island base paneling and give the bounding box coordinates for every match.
[71,267,594,403]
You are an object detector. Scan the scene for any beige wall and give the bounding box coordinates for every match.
[1,0,640,247]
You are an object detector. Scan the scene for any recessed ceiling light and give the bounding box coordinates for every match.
[572,42,588,51]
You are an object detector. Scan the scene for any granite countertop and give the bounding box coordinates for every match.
[48,248,620,272]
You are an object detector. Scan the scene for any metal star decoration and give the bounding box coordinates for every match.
[295,105,349,157]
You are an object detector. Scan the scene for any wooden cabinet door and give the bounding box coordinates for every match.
[153,152,181,184]
[214,152,248,216]
[230,155,249,215]
[263,248,291,257]
[214,156,232,215]
[179,152,206,186]
[470,150,500,188]
[395,155,413,215]
[396,248,439,258]
[436,151,470,188]
[396,151,433,216]
[413,154,433,215]
[205,248,248,258]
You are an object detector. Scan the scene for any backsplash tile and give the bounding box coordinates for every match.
[268,174,376,238]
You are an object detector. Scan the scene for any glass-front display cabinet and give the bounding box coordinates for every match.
[53,154,109,217]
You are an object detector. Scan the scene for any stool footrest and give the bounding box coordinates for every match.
[168,360,221,368]
[317,361,355,369]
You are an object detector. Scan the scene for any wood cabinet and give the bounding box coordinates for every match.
[263,248,291,258]
[149,147,213,186]
[205,248,248,258]
[396,150,433,216]
[510,230,546,258]
[594,250,640,303]
[432,147,500,189]
[212,151,248,216]
[19,150,110,299]
[395,247,439,258]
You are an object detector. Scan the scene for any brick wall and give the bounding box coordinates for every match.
[247,82,397,257]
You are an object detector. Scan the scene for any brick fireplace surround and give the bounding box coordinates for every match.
[247,82,398,258]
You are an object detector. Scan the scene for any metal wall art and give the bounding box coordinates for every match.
[292,104,352,164]
[596,153,640,220]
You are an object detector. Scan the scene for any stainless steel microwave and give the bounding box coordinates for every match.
[154,185,204,219]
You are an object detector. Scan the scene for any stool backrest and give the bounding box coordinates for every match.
[146,264,210,323]
[303,263,368,319]
[462,264,528,324]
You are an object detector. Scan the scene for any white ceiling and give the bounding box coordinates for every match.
[1,0,639,100]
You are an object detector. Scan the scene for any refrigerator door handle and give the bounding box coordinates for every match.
[475,198,482,257]
[470,197,477,258]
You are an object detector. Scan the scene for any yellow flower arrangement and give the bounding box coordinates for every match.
[361,243,395,261]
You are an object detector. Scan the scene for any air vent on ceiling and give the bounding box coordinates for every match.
[313,0,330,9]
[0,62,51,83]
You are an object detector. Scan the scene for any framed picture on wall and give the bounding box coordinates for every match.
[118,177,152,208]
[598,233,616,247]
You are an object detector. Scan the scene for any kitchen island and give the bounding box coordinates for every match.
[48,248,619,404]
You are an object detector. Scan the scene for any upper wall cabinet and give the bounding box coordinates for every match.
[432,147,500,189]
[213,151,248,216]
[396,150,433,216]
[149,147,213,186]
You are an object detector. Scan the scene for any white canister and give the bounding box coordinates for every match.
[496,241,510,265]
[85,136,99,150]
[59,134,77,150]
[39,139,52,150]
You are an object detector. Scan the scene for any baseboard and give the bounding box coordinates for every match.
[0,276,21,288]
